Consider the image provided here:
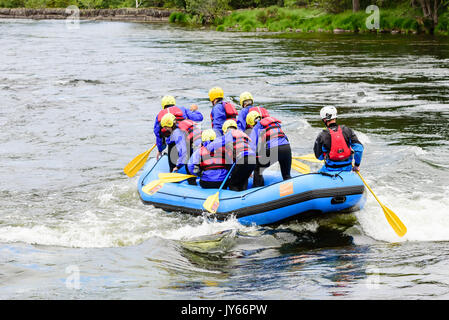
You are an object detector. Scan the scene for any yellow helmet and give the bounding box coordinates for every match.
[208,87,224,102]
[161,95,176,109]
[239,91,254,106]
[222,119,238,134]
[160,113,176,128]
[246,110,261,127]
[201,129,216,142]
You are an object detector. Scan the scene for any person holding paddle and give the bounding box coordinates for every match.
[187,129,229,189]
[314,106,364,173]
[160,113,202,185]
[154,95,203,160]
[246,110,292,187]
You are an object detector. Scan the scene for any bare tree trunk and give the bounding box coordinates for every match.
[433,0,439,25]
[418,0,429,17]
[353,0,360,12]
[417,0,441,31]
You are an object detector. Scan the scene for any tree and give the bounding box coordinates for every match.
[79,0,102,8]
[417,0,444,28]
[185,0,230,21]
[352,0,360,11]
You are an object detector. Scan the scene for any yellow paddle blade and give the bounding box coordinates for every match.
[292,159,311,174]
[293,153,324,163]
[203,192,220,214]
[142,173,197,196]
[142,180,165,195]
[356,171,407,237]
[382,204,407,238]
[123,144,156,178]
[158,173,197,182]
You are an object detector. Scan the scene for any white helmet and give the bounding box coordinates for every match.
[320,106,337,121]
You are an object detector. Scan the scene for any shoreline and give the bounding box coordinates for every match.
[0,7,447,37]
[0,8,174,22]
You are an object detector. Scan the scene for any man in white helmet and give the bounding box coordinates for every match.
[314,106,364,173]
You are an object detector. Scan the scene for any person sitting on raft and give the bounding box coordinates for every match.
[314,106,364,173]
[187,129,229,189]
[205,119,256,191]
[236,91,270,132]
[154,95,203,160]
[160,113,202,185]
[208,87,238,136]
[246,111,292,187]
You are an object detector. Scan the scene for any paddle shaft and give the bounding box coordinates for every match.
[356,171,407,237]
[356,171,382,205]
[218,163,236,191]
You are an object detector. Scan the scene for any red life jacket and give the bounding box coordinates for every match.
[259,117,286,144]
[199,146,227,171]
[327,125,352,161]
[157,106,185,123]
[248,106,270,119]
[210,101,238,127]
[177,119,201,147]
[230,130,250,159]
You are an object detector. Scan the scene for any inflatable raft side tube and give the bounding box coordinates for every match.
[141,184,364,219]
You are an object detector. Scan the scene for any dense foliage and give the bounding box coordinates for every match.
[0,0,448,34]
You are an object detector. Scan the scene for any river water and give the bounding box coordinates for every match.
[0,19,449,300]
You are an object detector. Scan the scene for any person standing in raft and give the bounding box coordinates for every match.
[160,113,202,185]
[205,120,256,191]
[208,87,238,136]
[154,95,203,160]
[236,91,270,132]
[187,129,229,189]
[314,106,364,173]
[246,110,292,187]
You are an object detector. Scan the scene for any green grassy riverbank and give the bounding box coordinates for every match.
[170,6,449,36]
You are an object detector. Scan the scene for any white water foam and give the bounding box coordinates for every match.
[356,185,449,243]
[154,215,257,241]
[0,181,257,248]
[354,130,371,145]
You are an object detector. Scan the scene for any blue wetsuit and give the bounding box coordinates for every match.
[154,106,203,153]
[187,141,228,183]
[210,100,238,136]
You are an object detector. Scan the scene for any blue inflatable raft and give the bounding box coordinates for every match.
[138,155,366,226]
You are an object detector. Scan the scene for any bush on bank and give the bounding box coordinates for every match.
[170,4,449,35]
